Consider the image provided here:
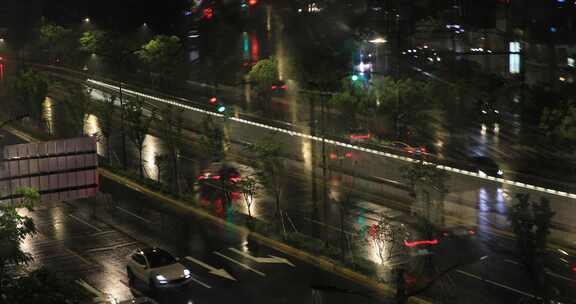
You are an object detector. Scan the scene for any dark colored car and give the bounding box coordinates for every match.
[471,156,503,177]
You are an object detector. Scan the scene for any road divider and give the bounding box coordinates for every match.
[86,78,576,200]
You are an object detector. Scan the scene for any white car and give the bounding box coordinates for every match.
[126,248,192,290]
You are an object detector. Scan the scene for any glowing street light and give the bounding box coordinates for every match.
[369,37,387,44]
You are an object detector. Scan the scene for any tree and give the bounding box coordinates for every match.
[60,84,94,136]
[78,30,107,54]
[362,214,408,265]
[0,188,40,293]
[402,159,449,231]
[508,193,555,303]
[371,77,441,140]
[94,93,117,163]
[39,23,74,64]
[137,35,186,89]
[196,115,226,161]
[328,79,373,128]
[3,267,92,304]
[247,135,285,218]
[248,57,279,107]
[158,106,184,195]
[238,176,258,219]
[123,96,155,179]
[7,70,48,127]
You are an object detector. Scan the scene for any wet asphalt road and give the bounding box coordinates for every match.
[3,129,576,304]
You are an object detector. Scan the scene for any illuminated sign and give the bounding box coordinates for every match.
[509,42,521,74]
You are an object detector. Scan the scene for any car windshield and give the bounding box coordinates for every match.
[146,250,176,268]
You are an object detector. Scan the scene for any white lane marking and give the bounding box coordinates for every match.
[68,214,102,232]
[84,241,139,253]
[189,276,212,289]
[185,256,237,281]
[76,279,106,297]
[114,206,152,224]
[504,259,576,283]
[545,270,576,283]
[228,248,295,267]
[213,251,266,276]
[456,270,535,298]
[86,78,576,199]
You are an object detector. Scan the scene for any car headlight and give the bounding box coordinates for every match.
[183,269,191,278]
[156,275,168,284]
[497,169,503,176]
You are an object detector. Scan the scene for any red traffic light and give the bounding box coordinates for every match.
[209,97,218,104]
[202,7,214,19]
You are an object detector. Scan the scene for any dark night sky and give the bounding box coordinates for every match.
[42,0,189,33]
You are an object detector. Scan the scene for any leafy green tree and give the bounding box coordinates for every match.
[123,96,155,179]
[371,77,441,140]
[197,115,226,161]
[7,70,48,126]
[158,106,184,195]
[60,84,94,136]
[78,30,107,54]
[39,23,74,64]
[248,57,279,107]
[508,193,555,303]
[94,93,117,163]
[328,79,374,128]
[3,267,92,304]
[137,35,186,89]
[0,188,40,293]
[247,135,285,218]
[402,159,449,230]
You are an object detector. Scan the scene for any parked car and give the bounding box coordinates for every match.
[126,248,192,291]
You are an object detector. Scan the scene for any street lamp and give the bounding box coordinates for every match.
[84,17,91,23]
[369,37,387,44]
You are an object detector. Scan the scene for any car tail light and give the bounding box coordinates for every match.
[468,229,476,235]
[329,152,337,160]
[572,265,576,273]
[442,231,449,237]
[344,152,353,158]
[420,147,427,153]
[197,175,208,180]
[271,85,277,90]
[211,175,221,180]
[404,239,438,247]
[281,84,288,90]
